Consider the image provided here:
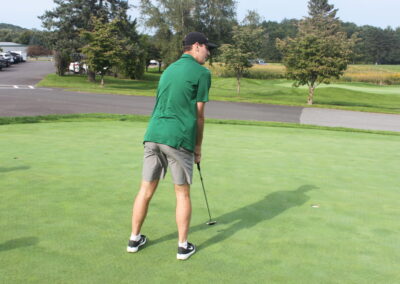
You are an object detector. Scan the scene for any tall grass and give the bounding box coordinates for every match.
[206,63,285,79]
[342,65,400,85]
[207,63,400,85]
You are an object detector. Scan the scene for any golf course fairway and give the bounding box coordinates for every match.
[1,120,399,283]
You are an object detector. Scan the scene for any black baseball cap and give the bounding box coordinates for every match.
[183,32,218,49]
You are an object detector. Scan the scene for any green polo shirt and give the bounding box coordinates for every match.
[144,54,211,152]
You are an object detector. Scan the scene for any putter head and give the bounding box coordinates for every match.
[206,220,217,226]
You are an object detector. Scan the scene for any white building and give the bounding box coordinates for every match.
[0,42,28,60]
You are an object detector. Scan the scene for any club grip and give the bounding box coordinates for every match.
[196,162,201,171]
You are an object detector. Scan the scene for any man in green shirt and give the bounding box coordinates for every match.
[127,32,217,260]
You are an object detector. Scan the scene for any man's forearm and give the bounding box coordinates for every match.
[195,102,206,163]
[196,116,205,149]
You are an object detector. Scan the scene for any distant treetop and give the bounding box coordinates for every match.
[0,23,27,31]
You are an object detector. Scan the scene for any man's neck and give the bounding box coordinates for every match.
[184,51,200,64]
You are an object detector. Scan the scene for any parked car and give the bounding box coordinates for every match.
[0,52,14,64]
[5,52,19,64]
[10,51,25,62]
[0,54,10,67]
[9,52,23,63]
[249,58,267,65]
[0,58,6,70]
[69,62,87,74]
[148,59,160,67]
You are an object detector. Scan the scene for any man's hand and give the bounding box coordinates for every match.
[194,145,201,164]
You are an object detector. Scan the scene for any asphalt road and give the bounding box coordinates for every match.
[0,60,55,85]
[1,60,400,132]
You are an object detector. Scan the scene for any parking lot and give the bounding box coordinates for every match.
[0,60,55,86]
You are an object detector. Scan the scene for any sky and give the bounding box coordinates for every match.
[1,0,399,31]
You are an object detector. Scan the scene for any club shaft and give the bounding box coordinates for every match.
[197,163,213,221]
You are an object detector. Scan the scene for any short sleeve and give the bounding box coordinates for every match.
[196,70,211,102]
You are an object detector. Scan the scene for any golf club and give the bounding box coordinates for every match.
[196,162,217,226]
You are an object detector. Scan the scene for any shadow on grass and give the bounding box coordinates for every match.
[0,237,39,252]
[318,101,376,108]
[150,185,316,250]
[0,166,30,173]
[197,184,316,250]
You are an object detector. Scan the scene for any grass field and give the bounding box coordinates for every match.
[37,72,400,114]
[206,63,400,84]
[1,118,400,283]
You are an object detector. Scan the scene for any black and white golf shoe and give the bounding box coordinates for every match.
[177,242,196,260]
[127,235,147,253]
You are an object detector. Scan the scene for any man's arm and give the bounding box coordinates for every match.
[195,102,206,164]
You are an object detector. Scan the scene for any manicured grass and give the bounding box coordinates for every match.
[1,119,400,283]
[207,63,400,84]
[37,73,160,96]
[211,78,400,113]
[1,113,399,136]
[37,71,400,114]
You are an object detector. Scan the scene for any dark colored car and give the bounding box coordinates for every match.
[0,53,14,65]
[0,55,9,69]
[9,52,23,63]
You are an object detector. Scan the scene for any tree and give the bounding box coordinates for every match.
[139,0,236,66]
[191,0,237,45]
[112,17,146,79]
[219,25,264,95]
[27,45,53,59]
[81,17,125,86]
[261,19,299,62]
[141,35,162,72]
[139,0,195,66]
[242,10,263,27]
[241,10,267,60]
[54,50,70,76]
[39,0,129,78]
[277,0,356,105]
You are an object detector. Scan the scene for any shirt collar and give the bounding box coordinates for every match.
[181,54,197,62]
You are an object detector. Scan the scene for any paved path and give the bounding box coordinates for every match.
[1,61,400,132]
[300,108,400,132]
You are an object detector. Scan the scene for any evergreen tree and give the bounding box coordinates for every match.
[113,17,146,79]
[39,0,130,77]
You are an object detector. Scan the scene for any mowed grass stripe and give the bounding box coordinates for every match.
[38,71,400,114]
[277,81,400,95]
[1,121,399,283]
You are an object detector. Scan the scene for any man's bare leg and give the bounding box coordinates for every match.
[175,184,192,243]
[131,180,159,235]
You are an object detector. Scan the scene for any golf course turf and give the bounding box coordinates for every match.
[1,118,399,283]
[37,73,400,115]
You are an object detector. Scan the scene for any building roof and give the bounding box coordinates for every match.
[0,42,27,47]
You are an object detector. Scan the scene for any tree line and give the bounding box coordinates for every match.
[261,20,400,65]
[0,0,398,103]
[1,4,399,66]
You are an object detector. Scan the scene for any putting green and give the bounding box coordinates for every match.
[1,121,399,283]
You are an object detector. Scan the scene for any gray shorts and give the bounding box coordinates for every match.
[142,142,194,185]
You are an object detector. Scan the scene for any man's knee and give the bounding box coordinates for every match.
[175,184,191,198]
[139,180,159,200]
